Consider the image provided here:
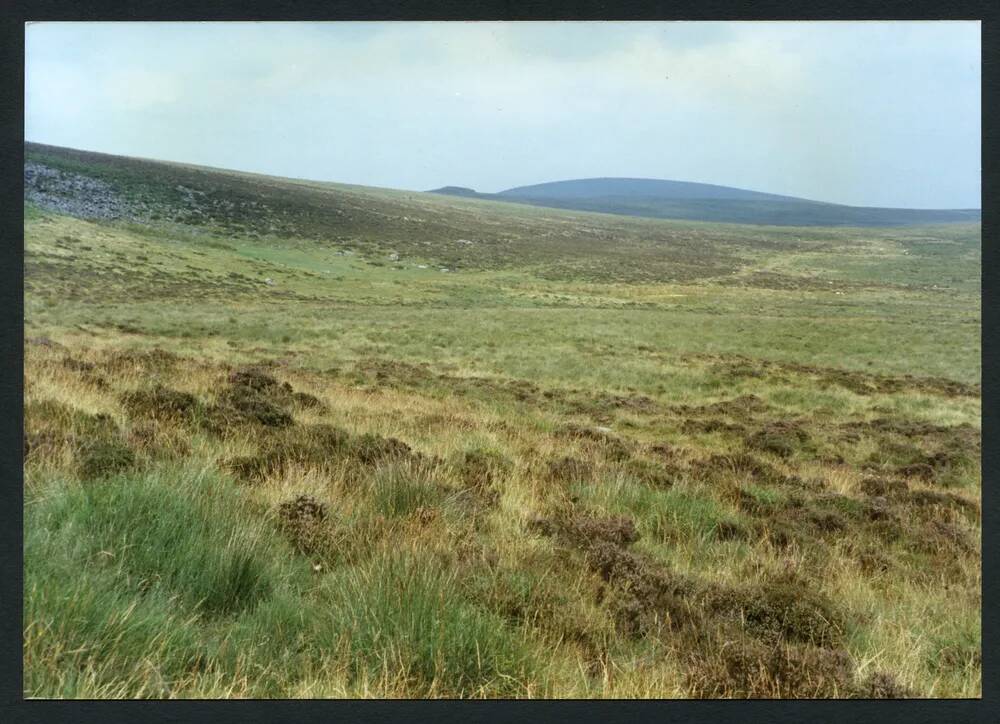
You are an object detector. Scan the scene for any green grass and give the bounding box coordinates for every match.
[369,463,446,518]
[24,465,313,697]
[316,553,544,697]
[23,206,980,384]
[24,465,544,698]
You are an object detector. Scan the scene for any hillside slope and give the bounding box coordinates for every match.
[25,142,981,288]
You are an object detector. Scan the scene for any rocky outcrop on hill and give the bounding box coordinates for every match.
[24,162,145,222]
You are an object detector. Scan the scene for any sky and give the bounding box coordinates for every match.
[25,21,981,208]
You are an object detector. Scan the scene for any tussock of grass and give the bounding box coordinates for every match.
[24,466,314,697]
[368,463,447,518]
[30,467,291,615]
[316,553,544,697]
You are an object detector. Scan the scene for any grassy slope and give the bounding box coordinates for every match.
[23,146,981,698]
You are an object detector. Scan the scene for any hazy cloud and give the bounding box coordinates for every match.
[25,21,980,208]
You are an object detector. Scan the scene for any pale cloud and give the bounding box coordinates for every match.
[25,21,980,208]
[104,69,183,110]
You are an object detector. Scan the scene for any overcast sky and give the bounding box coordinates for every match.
[26,21,980,208]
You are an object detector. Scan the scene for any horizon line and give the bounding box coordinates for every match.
[24,139,982,213]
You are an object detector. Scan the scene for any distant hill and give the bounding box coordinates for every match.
[429,177,980,227]
[499,177,804,202]
[427,185,481,198]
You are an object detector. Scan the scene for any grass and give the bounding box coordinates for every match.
[317,553,545,697]
[369,463,447,518]
[22,144,981,698]
[24,466,311,697]
[25,465,548,698]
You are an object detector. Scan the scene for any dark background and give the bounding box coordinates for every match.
[1,2,994,723]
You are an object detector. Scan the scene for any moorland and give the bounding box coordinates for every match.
[23,143,981,698]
